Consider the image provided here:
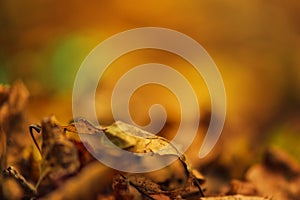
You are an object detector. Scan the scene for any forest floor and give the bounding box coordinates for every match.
[1,81,300,200]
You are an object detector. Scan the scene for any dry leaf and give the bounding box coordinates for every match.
[0,126,6,171]
[64,117,205,197]
[200,195,270,200]
[0,80,29,133]
[103,121,184,158]
[64,118,183,158]
[65,118,192,171]
[263,148,300,178]
[226,180,258,196]
[43,161,113,200]
[0,81,29,170]
[32,116,80,196]
[246,148,300,200]
[112,174,135,200]
[4,115,81,198]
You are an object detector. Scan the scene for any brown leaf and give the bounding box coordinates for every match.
[6,80,29,118]
[65,118,183,158]
[0,84,10,106]
[263,148,300,178]
[42,162,113,200]
[246,148,300,200]
[226,180,258,196]
[200,195,270,200]
[65,118,205,196]
[0,81,29,173]
[0,80,29,132]
[150,194,171,200]
[0,126,6,170]
[128,175,165,195]
[112,174,135,200]
[33,116,80,196]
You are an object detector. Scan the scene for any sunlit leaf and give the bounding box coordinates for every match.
[64,117,205,196]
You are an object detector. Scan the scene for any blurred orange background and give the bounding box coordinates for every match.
[1,0,300,176]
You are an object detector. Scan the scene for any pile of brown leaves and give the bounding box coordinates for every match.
[1,81,300,200]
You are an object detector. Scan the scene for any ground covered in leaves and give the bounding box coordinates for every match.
[1,82,300,200]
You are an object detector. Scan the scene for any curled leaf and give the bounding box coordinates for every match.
[34,116,80,195]
[64,117,205,197]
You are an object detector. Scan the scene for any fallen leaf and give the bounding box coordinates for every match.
[246,147,300,200]
[0,80,29,133]
[64,117,205,197]
[226,180,258,196]
[200,195,270,200]
[0,81,29,170]
[42,161,113,200]
[0,126,6,171]
[32,116,81,196]
[112,174,135,200]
